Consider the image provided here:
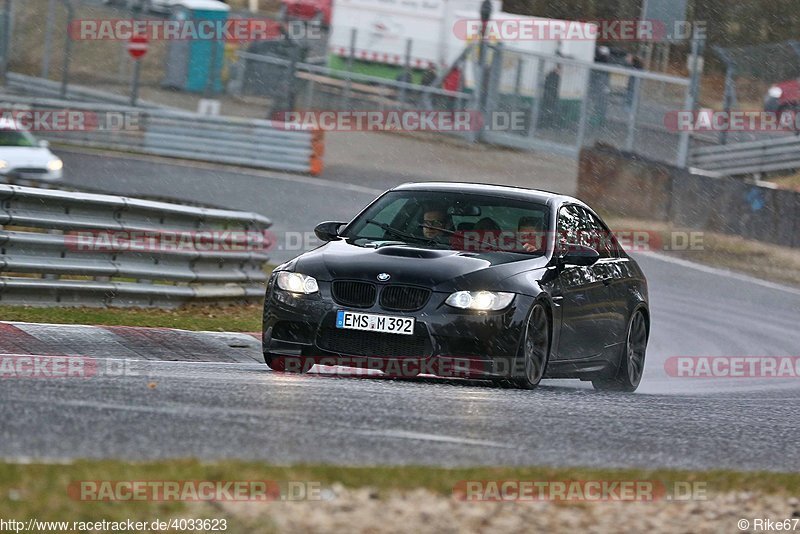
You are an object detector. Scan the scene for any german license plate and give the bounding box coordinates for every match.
[336,310,415,336]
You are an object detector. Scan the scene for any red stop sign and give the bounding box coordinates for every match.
[127,35,149,60]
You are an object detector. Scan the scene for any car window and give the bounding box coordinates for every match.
[344,190,550,254]
[0,129,37,147]
[354,197,407,238]
[558,204,617,258]
[557,204,583,248]
[578,207,617,259]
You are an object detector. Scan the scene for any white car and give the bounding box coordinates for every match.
[0,124,63,185]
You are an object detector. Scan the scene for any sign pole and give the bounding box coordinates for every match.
[130,58,142,106]
[127,34,149,107]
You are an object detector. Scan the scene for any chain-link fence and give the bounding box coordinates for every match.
[480,43,691,165]
[4,0,697,167]
[712,40,800,144]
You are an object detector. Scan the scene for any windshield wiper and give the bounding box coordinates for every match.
[365,219,438,246]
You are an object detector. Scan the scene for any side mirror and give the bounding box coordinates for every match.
[39,139,50,149]
[559,243,600,267]
[314,221,346,242]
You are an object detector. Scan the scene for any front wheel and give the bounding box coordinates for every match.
[512,303,550,390]
[592,309,647,393]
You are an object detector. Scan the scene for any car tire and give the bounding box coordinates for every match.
[592,309,647,393]
[512,302,550,390]
[263,352,310,373]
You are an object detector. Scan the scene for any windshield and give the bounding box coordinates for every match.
[343,190,550,255]
[0,128,38,147]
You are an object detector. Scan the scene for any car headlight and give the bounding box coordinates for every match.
[768,86,783,99]
[445,291,514,311]
[276,271,319,294]
[47,159,63,171]
[0,160,7,170]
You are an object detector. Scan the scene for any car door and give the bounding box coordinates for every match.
[553,204,610,361]
[577,207,629,350]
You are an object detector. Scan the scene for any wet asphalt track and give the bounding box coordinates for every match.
[0,149,797,471]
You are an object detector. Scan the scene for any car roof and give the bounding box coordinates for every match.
[390,182,583,208]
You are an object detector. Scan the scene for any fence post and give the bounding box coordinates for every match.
[42,0,55,78]
[0,0,12,86]
[677,33,705,168]
[527,57,546,138]
[576,65,592,152]
[286,41,299,112]
[625,74,643,151]
[483,43,503,135]
[512,56,522,105]
[343,28,356,109]
[398,38,412,106]
[59,0,74,99]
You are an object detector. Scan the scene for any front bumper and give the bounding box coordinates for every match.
[262,279,534,379]
[1,168,62,185]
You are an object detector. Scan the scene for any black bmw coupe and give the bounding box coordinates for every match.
[262,182,649,392]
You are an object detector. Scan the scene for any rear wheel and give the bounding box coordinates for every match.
[513,303,550,390]
[592,309,647,392]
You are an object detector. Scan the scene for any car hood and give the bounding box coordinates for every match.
[0,147,56,168]
[292,240,550,291]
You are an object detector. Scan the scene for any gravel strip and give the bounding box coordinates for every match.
[221,486,800,533]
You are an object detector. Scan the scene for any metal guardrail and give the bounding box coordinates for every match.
[690,135,800,176]
[0,184,272,308]
[6,72,168,109]
[0,94,325,175]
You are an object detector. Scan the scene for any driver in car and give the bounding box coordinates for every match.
[421,204,454,244]
[518,216,545,253]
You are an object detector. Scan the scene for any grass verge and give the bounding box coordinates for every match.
[1,460,798,527]
[0,303,263,332]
